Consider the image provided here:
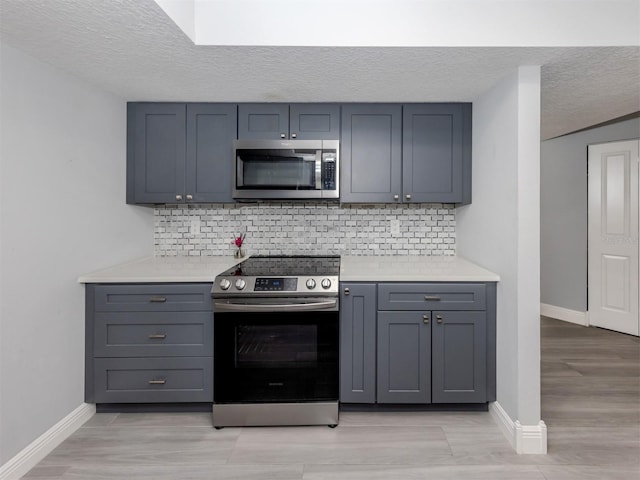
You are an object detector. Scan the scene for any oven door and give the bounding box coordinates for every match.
[213,300,338,404]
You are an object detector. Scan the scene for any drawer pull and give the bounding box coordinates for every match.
[149,296,167,303]
[148,379,166,385]
[424,296,441,301]
[148,334,167,340]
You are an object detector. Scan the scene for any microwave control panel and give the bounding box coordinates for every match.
[322,154,337,190]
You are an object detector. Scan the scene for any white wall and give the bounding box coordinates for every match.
[540,117,640,313]
[457,66,542,427]
[0,41,154,465]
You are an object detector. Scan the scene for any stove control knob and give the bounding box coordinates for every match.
[306,279,316,289]
[219,278,231,290]
[321,278,332,289]
[235,279,246,290]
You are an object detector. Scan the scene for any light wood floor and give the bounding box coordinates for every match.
[23,317,640,479]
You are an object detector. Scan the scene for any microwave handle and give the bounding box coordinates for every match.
[316,150,322,190]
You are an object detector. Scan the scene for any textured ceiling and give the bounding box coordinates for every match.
[1,0,638,140]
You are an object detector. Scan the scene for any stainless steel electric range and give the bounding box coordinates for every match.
[211,256,340,428]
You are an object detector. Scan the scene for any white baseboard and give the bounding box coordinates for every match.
[0,403,95,480]
[489,402,547,454]
[540,303,588,327]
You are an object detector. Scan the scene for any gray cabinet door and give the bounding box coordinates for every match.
[377,311,431,404]
[340,283,377,403]
[432,311,486,403]
[186,104,237,203]
[238,104,289,139]
[403,103,471,204]
[341,104,402,203]
[289,104,340,140]
[127,103,186,204]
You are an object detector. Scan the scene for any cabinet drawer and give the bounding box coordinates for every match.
[94,284,212,312]
[94,312,213,357]
[93,357,213,403]
[377,283,486,311]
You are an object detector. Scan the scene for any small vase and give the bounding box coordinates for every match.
[234,248,245,258]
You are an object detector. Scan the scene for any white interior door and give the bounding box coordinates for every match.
[588,140,639,336]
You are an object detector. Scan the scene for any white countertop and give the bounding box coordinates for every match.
[79,255,499,284]
[77,256,243,283]
[340,255,500,282]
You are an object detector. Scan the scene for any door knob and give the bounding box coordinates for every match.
[393,194,399,201]
[423,314,430,324]
[280,133,286,139]
[405,194,412,200]
[344,288,350,295]
[175,194,183,201]
[186,194,193,201]
[291,133,297,138]
[436,315,443,324]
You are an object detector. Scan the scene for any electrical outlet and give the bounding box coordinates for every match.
[190,218,201,235]
[390,219,400,235]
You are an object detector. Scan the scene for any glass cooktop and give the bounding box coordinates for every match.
[219,256,341,277]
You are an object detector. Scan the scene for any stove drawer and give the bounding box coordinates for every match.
[93,357,213,403]
[377,283,486,311]
[93,312,213,357]
[93,284,212,312]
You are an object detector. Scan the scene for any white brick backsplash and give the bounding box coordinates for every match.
[154,203,456,256]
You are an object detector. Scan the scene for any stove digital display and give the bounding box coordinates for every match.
[254,277,298,292]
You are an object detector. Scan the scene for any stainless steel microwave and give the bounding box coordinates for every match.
[233,139,339,200]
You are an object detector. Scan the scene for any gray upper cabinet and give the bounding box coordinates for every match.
[238,104,289,140]
[186,103,237,203]
[341,103,471,204]
[127,103,186,204]
[340,283,377,403]
[127,102,236,205]
[403,104,471,204]
[238,103,340,140]
[289,104,341,140]
[341,104,403,203]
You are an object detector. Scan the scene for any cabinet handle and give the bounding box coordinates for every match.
[186,194,193,201]
[149,296,167,303]
[393,194,399,201]
[175,194,183,201]
[423,314,430,324]
[280,133,286,139]
[291,133,297,139]
[148,379,166,385]
[344,287,350,296]
[436,315,443,324]
[148,334,167,340]
[424,296,441,301]
[405,194,412,200]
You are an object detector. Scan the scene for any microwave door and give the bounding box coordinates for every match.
[238,151,319,190]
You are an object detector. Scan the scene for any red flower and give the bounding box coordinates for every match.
[233,233,246,248]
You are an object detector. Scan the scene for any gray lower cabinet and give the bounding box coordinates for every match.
[432,310,486,403]
[85,283,214,404]
[340,283,376,403]
[127,103,236,205]
[377,311,431,403]
[340,282,496,405]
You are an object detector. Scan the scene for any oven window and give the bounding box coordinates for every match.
[236,324,318,367]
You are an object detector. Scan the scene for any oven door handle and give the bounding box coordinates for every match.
[213,299,338,312]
